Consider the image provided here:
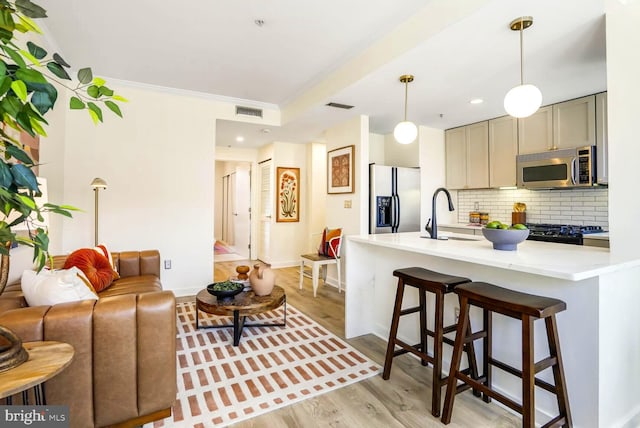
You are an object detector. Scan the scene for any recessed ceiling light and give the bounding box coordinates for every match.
[236,136,245,142]
[470,98,484,105]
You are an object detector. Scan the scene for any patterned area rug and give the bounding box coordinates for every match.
[149,301,380,427]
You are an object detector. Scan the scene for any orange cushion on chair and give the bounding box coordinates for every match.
[318,227,342,258]
[63,248,118,292]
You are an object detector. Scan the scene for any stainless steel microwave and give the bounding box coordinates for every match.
[517,146,596,189]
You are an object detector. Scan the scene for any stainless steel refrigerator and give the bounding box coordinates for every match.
[369,164,421,234]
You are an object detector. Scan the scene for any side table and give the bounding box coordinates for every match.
[0,341,74,405]
[196,285,287,346]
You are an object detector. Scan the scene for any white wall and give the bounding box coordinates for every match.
[323,115,369,286]
[264,141,307,268]
[418,126,456,232]
[369,132,385,165]
[384,133,420,167]
[305,142,327,253]
[600,3,640,427]
[40,84,279,296]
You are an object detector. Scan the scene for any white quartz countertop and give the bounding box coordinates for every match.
[348,232,639,281]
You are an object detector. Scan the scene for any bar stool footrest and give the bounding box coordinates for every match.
[489,357,557,394]
[456,372,522,414]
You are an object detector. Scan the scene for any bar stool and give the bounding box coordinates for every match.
[441,282,572,428]
[382,267,480,417]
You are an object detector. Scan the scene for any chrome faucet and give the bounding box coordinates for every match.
[426,187,455,239]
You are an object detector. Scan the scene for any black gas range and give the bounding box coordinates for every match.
[525,223,604,245]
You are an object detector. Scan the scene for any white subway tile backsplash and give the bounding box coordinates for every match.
[457,187,608,229]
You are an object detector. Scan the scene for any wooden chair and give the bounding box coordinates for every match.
[299,229,342,297]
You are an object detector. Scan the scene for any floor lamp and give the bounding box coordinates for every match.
[90,178,107,246]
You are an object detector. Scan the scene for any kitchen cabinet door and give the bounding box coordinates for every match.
[518,106,553,154]
[488,115,517,187]
[553,95,596,150]
[595,92,608,185]
[445,127,467,189]
[466,121,489,189]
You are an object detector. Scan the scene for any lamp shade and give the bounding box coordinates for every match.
[503,84,542,118]
[90,177,107,189]
[393,121,418,145]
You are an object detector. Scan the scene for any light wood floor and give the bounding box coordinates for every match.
[212,261,521,428]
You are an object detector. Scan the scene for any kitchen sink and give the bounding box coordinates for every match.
[420,235,479,241]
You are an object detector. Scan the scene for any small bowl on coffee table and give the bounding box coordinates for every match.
[207,281,244,301]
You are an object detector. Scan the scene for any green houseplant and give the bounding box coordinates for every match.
[0,0,125,294]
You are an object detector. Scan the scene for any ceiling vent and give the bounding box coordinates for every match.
[236,106,263,118]
[326,102,354,110]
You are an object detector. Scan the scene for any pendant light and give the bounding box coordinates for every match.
[504,16,542,118]
[393,74,418,144]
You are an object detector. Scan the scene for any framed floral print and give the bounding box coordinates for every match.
[327,145,354,194]
[276,167,300,222]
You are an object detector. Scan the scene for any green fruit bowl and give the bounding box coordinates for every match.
[482,227,530,251]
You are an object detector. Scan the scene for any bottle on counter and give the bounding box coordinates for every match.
[480,212,489,225]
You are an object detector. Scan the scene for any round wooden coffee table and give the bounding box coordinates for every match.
[196,285,286,346]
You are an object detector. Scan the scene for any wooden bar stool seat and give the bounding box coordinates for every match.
[382,267,480,417]
[441,282,572,428]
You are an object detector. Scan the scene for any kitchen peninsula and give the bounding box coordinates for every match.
[345,232,640,427]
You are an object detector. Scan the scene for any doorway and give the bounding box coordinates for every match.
[215,161,251,262]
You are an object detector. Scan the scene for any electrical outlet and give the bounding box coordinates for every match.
[454,306,460,323]
[164,259,172,269]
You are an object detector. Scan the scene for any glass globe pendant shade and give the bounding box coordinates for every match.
[393,121,418,145]
[503,84,542,118]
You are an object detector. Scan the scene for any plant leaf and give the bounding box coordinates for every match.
[1,94,22,117]
[98,86,113,97]
[0,61,6,76]
[87,102,102,123]
[26,41,46,59]
[10,163,38,190]
[77,67,92,84]
[52,53,69,68]
[31,90,53,115]
[15,0,48,19]
[93,77,105,87]
[0,8,15,32]
[112,94,129,102]
[10,80,27,101]
[105,100,122,117]
[18,14,42,33]
[15,67,47,84]
[0,75,11,97]
[29,116,47,136]
[46,62,70,80]
[0,160,12,188]
[16,111,34,136]
[88,109,99,124]
[87,85,99,98]
[69,96,85,109]
[19,49,41,66]
[6,143,34,165]
[4,46,26,68]
[17,194,36,209]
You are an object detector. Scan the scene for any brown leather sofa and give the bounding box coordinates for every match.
[0,250,176,428]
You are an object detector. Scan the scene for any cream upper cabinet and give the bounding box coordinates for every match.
[552,95,596,150]
[445,122,489,190]
[595,92,608,185]
[445,127,467,189]
[488,115,517,188]
[518,106,553,154]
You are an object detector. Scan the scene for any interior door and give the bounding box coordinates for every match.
[233,167,251,259]
[258,160,272,262]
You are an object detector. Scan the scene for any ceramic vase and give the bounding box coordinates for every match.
[249,263,275,296]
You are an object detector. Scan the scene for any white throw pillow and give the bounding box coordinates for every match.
[7,245,35,285]
[21,267,99,307]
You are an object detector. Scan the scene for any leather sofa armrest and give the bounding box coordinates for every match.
[0,290,176,427]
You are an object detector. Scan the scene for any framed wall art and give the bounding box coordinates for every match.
[327,145,354,194]
[276,167,300,222]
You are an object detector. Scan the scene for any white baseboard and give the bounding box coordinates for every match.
[172,287,202,298]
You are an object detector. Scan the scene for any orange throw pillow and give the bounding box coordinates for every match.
[63,248,118,292]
